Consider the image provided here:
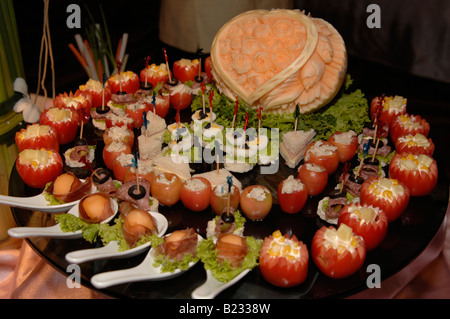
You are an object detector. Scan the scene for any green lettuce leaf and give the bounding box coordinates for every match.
[196,236,262,283]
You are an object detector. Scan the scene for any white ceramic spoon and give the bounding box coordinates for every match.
[90,234,202,289]
[0,193,79,213]
[7,199,118,239]
[65,212,168,264]
[191,268,250,299]
[0,183,95,213]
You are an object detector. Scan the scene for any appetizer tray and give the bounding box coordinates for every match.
[9,117,449,299]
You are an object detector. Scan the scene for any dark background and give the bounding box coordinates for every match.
[12,0,450,96]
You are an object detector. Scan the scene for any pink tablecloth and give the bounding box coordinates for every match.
[1,214,449,299]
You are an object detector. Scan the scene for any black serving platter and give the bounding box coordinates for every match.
[9,110,449,299]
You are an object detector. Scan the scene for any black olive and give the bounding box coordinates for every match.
[128,184,146,200]
[348,170,365,184]
[203,122,213,130]
[166,78,179,87]
[232,131,242,139]
[369,139,384,149]
[93,168,112,184]
[116,91,128,95]
[327,188,347,199]
[364,157,380,166]
[96,105,111,114]
[220,212,235,224]
[195,75,204,83]
[74,137,87,146]
[140,82,153,91]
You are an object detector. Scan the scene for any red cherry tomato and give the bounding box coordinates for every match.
[112,153,134,182]
[155,92,171,118]
[311,224,366,279]
[169,84,193,111]
[53,90,92,125]
[125,102,151,128]
[173,58,200,84]
[390,113,430,145]
[102,142,132,170]
[328,131,358,163]
[123,167,155,186]
[15,124,59,153]
[394,133,435,156]
[259,231,309,288]
[40,107,79,145]
[140,63,171,89]
[180,177,212,212]
[204,56,213,81]
[389,153,438,197]
[360,176,410,222]
[108,71,140,94]
[297,163,328,196]
[370,95,407,126]
[240,185,272,220]
[16,148,63,189]
[79,80,112,108]
[104,113,134,130]
[210,184,240,215]
[103,127,134,149]
[277,176,308,214]
[150,172,182,206]
[338,203,389,251]
[304,141,339,175]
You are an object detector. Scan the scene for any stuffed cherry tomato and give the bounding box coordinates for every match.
[240,185,272,220]
[338,203,388,251]
[277,175,308,214]
[297,163,328,196]
[390,113,430,145]
[311,224,366,279]
[102,141,132,170]
[140,63,172,89]
[180,177,212,212]
[169,83,193,110]
[125,102,151,128]
[103,126,134,148]
[370,95,407,125]
[53,90,92,125]
[204,56,213,81]
[304,141,339,175]
[328,130,358,163]
[123,162,155,186]
[152,91,171,118]
[108,71,140,94]
[389,153,438,197]
[395,133,435,156]
[79,79,112,108]
[15,124,59,153]
[40,107,79,145]
[360,176,410,222]
[112,153,134,182]
[173,58,200,83]
[16,148,63,189]
[210,183,240,215]
[104,112,134,130]
[259,230,309,288]
[150,172,182,206]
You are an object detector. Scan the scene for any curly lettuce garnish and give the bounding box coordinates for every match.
[196,236,262,283]
[191,75,371,141]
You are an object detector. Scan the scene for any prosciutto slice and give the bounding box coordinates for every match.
[156,228,198,261]
[216,234,248,269]
[121,204,158,248]
[116,179,152,211]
